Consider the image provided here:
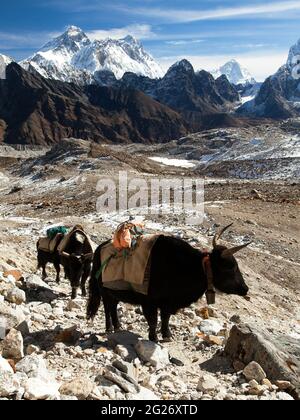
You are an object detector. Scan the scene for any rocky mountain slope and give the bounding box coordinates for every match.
[20,26,163,84]
[211,60,256,86]
[239,38,300,118]
[0,63,187,145]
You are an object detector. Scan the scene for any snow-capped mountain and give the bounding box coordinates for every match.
[211,59,256,86]
[238,38,300,118]
[20,26,163,84]
[0,54,13,79]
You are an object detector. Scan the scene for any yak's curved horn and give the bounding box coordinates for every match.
[221,242,252,257]
[213,223,234,248]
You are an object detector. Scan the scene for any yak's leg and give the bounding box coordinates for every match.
[80,264,90,298]
[161,309,173,341]
[142,304,158,343]
[103,297,113,334]
[54,261,61,284]
[110,301,122,332]
[41,263,47,280]
[71,287,78,300]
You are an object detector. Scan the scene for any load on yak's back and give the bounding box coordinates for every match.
[37,225,94,299]
[87,222,251,342]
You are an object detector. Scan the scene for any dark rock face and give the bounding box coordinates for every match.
[215,75,240,103]
[238,66,300,119]
[0,63,188,145]
[119,60,240,130]
[225,323,300,399]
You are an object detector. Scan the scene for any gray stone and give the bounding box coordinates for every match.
[103,366,140,394]
[6,288,26,305]
[15,355,52,382]
[24,378,60,400]
[199,320,223,335]
[24,274,52,290]
[197,373,219,393]
[112,359,139,382]
[59,377,95,400]
[243,362,267,382]
[2,328,24,360]
[135,340,169,369]
[0,371,20,398]
[26,345,40,356]
[0,301,26,332]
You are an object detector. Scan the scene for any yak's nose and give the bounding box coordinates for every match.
[239,284,249,296]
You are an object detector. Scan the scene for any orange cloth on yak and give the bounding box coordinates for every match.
[112,221,145,250]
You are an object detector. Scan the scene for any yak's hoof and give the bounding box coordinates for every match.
[162,336,173,343]
[114,327,123,333]
[149,335,159,343]
[106,328,114,334]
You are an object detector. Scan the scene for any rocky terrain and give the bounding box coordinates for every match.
[0,130,299,400]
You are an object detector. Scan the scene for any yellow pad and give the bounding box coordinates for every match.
[38,234,63,253]
[101,234,160,295]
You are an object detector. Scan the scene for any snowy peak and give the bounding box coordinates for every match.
[41,26,90,54]
[287,38,300,70]
[19,26,163,83]
[211,59,256,86]
[0,54,13,79]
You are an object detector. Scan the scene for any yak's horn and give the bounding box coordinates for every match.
[213,223,234,248]
[221,242,252,257]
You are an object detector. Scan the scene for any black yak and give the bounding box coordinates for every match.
[37,227,93,299]
[37,236,63,283]
[87,225,250,342]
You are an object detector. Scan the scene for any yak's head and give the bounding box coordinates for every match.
[209,224,250,297]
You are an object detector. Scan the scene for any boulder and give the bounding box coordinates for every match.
[1,328,24,360]
[103,366,140,394]
[225,323,300,399]
[197,373,219,393]
[24,274,52,290]
[135,340,169,369]
[0,371,20,398]
[24,377,60,400]
[6,288,26,305]
[0,301,26,334]
[15,355,52,382]
[59,377,95,400]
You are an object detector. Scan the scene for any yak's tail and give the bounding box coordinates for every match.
[87,243,109,320]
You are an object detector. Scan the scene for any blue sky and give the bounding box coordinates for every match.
[1,0,300,81]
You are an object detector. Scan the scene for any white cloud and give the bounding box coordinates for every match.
[120,1,300,23]
[165,40,204,46]
[87,24,155,41]
[158,50,288,82]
